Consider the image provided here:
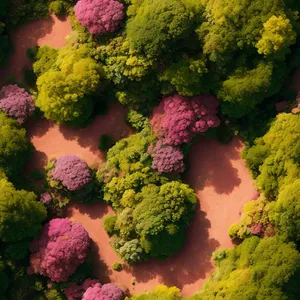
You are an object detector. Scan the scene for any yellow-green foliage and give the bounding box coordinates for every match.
[36,45,102,123]
[97,128,197,262]
[193,237,300,300]
[128,285,182,300]
[244,113,300,198]
[95,36,153,83]
[256,15,296,58]
[228,194,271,240]
[268,180,300,242]
[0,179,46,243]
[126,0,195,57]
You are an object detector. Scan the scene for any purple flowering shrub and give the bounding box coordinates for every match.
[151,140,185,173]
[40,192,52,205]
[152,94,220,146]
[0,84,35,124]
[28,218,90,282]
[50,155,92,191]
[82,283,124,300]
[64,278,99,300]
[74,0,124,35]
[250,223,264,236]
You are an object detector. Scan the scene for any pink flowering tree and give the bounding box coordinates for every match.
[152,94,220,146]
[0,84,35,124]
[64,279,98,300]
[151,139,185,173]
[74,0,124,35]
[50,155,92,191]
[28,218,90,282]
[82,283,124,300]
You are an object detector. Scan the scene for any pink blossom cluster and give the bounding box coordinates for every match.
[40,192,52,205]
[51,155,92,191]
[64,279,99,300]
[0,84,35,124]
[28,218,90,282]
[82,283,124,300]
[151,140,185,173]
[250,223,264,236]
[157,94,220,145]
[74,0,124,35]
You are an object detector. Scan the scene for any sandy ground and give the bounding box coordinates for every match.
[66,136,256,297]
[26,102,131,171]
[0,14,72,85]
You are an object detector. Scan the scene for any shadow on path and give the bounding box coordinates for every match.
[186,137,242,194]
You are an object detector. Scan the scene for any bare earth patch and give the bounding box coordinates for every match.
[0,14,72,85]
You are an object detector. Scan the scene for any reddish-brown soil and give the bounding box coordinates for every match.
[26,102,131,171]
[0,14,72,85]
[66,136,256,297]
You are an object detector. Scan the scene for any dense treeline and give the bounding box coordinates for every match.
[1,0,300,299]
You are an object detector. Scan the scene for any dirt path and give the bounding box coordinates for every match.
[26,102,131,171]
[0,14,72,85]
[66,136,256,297]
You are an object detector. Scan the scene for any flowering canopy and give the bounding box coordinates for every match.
[51,155,92,191]
[82,283,124,300]
[0,84,35,124]
[154,94,220,145]
[151,140,185,173]
[64,279,98,300]
[28,218,90,282]
[74,0,124,35]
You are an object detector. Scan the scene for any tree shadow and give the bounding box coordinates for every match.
[124,203,220,290]
[185,136,242,194]
[1,16,55,83]
[66,201,111,221]
[26,118,55,138]
[25,150,48,173]
[88,241,112,283]
[59,102,132,154]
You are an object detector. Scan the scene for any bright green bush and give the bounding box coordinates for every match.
[112,262,123,272]
[49,1,65,16]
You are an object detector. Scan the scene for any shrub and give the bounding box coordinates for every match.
[28,218,90,282]
[125,110,149,131]
[82,283,124,300]
[112,262,123,272]
[151,140,185,173]
[0,84,35,124]
[50,155,92,191]
[64,278,98,300]
[103,215,117,236]
[49,1,65,16]
[74,0,124,35]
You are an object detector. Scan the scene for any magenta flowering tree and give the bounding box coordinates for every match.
[0,84,35,124]
[154,94,220,146]
[74,0,124,35]
[64,278,99,300]
[28,218,90,282]
[51,155,92,191]
[82,283,124,300]
[151,140,185,173]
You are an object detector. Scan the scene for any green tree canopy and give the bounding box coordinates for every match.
[193,237,300,300]
[36,45,103,124]
[0,112,32,181]
[0,179,46,243]
[126,0,195,57]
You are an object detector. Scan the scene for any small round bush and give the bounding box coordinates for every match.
[49,1,65,16]
[112,262,123,272]
[103,215,117,236]
[0,84,35,124]
[51,155,92,191]
[98,134,114,152]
